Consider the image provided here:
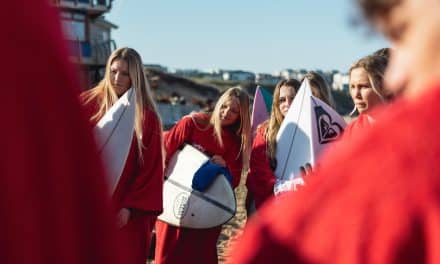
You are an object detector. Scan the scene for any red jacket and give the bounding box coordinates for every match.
[230,84,440,264]
[1,1,131,263]
[246,122,276,209]
[343,113,375,141]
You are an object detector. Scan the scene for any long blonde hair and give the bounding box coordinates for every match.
[210,86,251,173]
[81,47,162,159]
[265,79,300,169]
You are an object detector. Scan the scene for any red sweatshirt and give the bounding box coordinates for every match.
[343,113,375,141]
[246,122,276,209]
[0,0,131,263]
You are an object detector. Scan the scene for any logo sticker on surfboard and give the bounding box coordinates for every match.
[315,105,344,144]
[173,192,190,219]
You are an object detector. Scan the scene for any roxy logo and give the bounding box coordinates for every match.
[173,193,190,219]
[314,106,344,144]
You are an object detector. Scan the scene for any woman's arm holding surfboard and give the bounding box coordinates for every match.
[223,136,243,188]
[164,115,194,165]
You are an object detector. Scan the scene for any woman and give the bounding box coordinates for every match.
[246,79,301,210]
[344,54,391,139]
[155,87,251,264]
[81,47,164,263]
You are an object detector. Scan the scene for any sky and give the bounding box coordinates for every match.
[106,0,388,74]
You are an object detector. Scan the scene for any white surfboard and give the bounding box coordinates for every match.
[274,80,346,188]
[158,144,236,229]
[94,88,136,193]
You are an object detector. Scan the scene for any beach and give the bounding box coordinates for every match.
[217,185,248,263]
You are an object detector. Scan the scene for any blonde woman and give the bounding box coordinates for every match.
[81,47,164,264]
[246,79,300,210]
[155,86,251,264]
[344,54,391,139]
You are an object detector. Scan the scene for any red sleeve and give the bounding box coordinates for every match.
[164,115,194,165]
[341,114,371,141]
[78,93,100,127]
[246,125,276,208]
[223,137,243,188]
[118,110,164,213]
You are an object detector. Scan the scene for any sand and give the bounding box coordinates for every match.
[217,185,248,263]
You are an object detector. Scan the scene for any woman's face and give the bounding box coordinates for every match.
[110,59,131,96]
[311,87,324,101]
[350,67,383,114]
[219,96,240,126]
[278,85,297,117]
[376,0,440,97]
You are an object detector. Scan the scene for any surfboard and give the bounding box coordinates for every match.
[274,79,346,187]
[251,86,273,138]
[94,88,136,193]
[158,144,236,229]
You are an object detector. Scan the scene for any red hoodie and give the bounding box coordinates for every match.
[0,1,131,263]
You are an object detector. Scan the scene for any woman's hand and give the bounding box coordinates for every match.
[116,208,131,228]
[211,155,226,167]
[299,163,313,177]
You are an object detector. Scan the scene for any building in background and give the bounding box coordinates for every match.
[52,0,117,88]
[255,73,281,86]
[332,72,350,92]
[222,70,256,82]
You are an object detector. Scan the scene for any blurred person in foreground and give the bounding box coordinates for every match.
[0,0,131,263]
[229,0,440,263]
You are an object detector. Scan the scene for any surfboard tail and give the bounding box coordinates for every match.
[251,86,273,138]
[275,79,346,182]
[94,88,136,194]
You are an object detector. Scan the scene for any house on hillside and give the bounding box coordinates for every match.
[145,69,221,129]
[332,72,350,92]
[145,64,168,73]
[52,0,117,88]
[256,73,281,86]
[222,70,255,82]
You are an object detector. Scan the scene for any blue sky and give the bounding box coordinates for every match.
[106,0,387,73]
